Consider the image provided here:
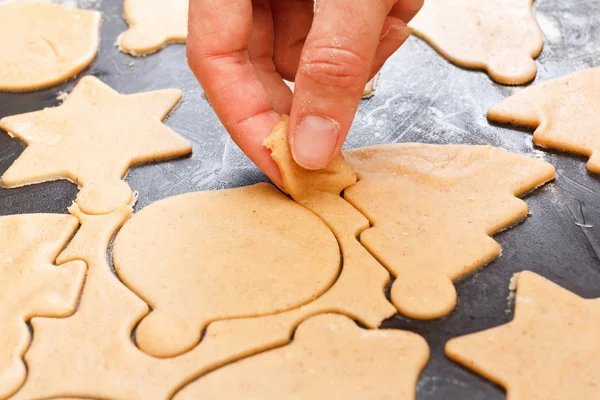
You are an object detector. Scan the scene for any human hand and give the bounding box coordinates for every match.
[187,0,421,185]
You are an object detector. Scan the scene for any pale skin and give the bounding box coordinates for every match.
[187,0,423,185]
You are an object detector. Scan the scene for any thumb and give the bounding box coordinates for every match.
[289,0,396,170]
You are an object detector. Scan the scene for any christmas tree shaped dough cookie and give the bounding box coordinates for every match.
[0,2,101,91]
[0,214,86,399]
[446,271,600,400]
[410,0,543,84]
[175,314,429,400]
[118,0,188,56]
[489,67,600,173]
[343,144,555,319]
[0,75,192,215]
[113,183,341,358]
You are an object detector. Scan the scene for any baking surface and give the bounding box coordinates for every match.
[1,0,600,398]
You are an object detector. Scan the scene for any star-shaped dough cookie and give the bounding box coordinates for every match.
[118,0,188,56]
[0,75,192,215]
[446,271,600,400]
[488,67,600,173]
[410,0,543,84]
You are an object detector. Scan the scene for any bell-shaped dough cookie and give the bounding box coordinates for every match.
[0,214,86,399]
[175,314,429,400]
[447,271,600,400]
[343,144,555,319]
[410,0,543,84]
[488,67,600,173]
[0,2,101,91]
[118,0,188,56]
[113,183,341,358]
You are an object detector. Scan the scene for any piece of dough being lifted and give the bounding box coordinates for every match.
[446,271,600,400]
[0,2,101,92]
[343,144,555,319]
[410,0,543,85]
[488,67,600,173]
[0,76,192,215]
[118,0,188,56]
[175,314,429,400]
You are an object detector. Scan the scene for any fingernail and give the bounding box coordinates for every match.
[293,115,340,170]
[382,25,413,42]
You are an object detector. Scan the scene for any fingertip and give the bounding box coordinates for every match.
[291,115,340,170]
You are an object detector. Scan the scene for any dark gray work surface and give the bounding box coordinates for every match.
[1,0,600,398]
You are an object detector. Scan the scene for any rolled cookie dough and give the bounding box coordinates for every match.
[0,75,192,215]
[175,314,429,400]
[112,183,340,358]
[343,144,555,319]
[15,195,394,399]
[0,214,85,399]
[118,0,188,56]
[488,67,600,173]
[446,271,600,400]
[0,2,101,91]
[410,0,543,84]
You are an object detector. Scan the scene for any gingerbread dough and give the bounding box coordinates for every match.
[0,3,101,92]
[410,0,543,84]
[176,314,429,400]
[343,144,555,319]
[0,214,85,399]
[118,0,188,56]
[113,183,341,358]
[446,271,600,400]
[0,75,192,215]
[14,193,395,399]
[488,67,600,173]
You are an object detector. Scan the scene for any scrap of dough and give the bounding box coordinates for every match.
[14,195,394,399]
[176,314,429,400]
[113,183,341,358]
[0,214,85,399]
[410,0,543,84]
[118,0,188,56]
[446,271,600,400]
[488,67,600,173]
[0,75,192,215]
[343,144,555,319]
[0,3,101,92]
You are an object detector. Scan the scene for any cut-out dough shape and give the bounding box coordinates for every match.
[0,214,85,399]
[409,0,543,84]
[118,0,188,56]
[342,143,555,320]
[0,3,101,92]
[488,67,600,173]
[176,314,429,400]
[0,75,192,215]
[113,183,341,358]
[446,271,600,400]
[15,191,395,399]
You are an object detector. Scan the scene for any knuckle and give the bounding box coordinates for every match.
[299,38,369,91]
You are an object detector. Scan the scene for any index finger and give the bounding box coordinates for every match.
[187,0,282,184]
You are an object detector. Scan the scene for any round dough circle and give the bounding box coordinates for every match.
[113,183,340,358]
[0,3,101,92]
